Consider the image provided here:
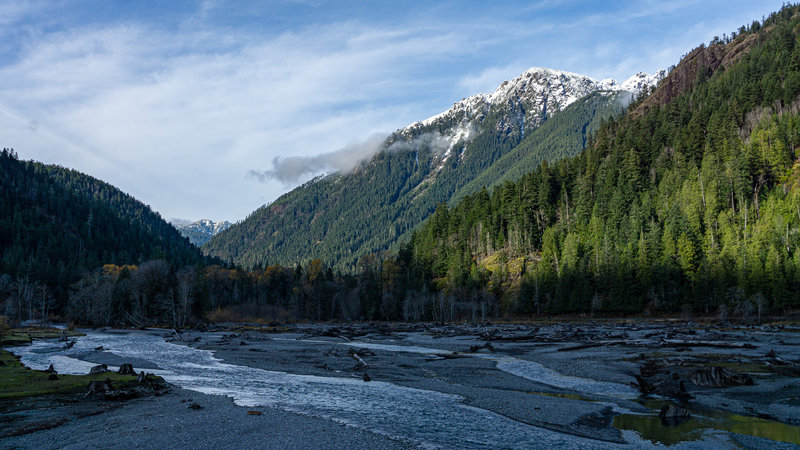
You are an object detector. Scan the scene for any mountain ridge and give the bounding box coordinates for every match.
[206,66,663,270]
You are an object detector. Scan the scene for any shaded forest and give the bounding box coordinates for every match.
[0,150,209,324]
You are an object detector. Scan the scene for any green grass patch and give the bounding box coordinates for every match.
[0,328,84,346]
[0,350,140,399]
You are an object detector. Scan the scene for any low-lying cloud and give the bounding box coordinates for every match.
[248,133,389,185]
[394,124,478,153]
[250,124,480,184]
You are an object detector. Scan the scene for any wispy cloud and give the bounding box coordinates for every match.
[248,133,388,185]
[0,0,788,221]
[249,123,480,185]
[0,15,476,219]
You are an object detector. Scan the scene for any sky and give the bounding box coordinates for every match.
[0,0,788,223]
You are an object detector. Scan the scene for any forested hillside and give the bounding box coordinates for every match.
[206,87,629,271]
[403,5,800,318]
[0,150,207,320]
[452,91,629,203]
[8,5,799,328]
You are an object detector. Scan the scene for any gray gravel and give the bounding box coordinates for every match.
[2,387,410,450]
[5,321,800,448]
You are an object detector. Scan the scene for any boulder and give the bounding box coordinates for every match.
[363,373,372,382]
[89,364,108,375]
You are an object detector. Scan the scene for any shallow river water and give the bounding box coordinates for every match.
[8,331,777,448]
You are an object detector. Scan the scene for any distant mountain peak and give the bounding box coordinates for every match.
[176,219,232,247]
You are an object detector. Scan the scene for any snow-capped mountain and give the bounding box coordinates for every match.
[391,67,665,168]
[618,70,668,95]
[176,219,232,247]
[208,65,664,270]
[183,219,232,236]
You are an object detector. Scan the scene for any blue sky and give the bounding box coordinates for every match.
[0,0,788,222]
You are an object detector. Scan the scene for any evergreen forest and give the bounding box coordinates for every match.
[3,5,800,327]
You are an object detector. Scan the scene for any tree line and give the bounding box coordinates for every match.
[4,4,800,327]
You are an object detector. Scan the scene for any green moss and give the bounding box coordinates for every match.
[0,350,140,399]
[0,328,84,346]
[614,400,800,446]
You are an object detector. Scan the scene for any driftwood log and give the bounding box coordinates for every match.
[661,339,756,349]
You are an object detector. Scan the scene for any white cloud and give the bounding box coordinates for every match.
[0,0,789,222]
[0,18,476,220]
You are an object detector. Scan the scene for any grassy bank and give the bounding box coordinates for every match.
[0,350,140,399]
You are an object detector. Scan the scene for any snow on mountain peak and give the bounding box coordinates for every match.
[395,66,665,171]
[180,219,232,235]
[415,67,664,130]
[620,70,667,95]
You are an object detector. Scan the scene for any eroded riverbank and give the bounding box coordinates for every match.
[4,321,800,448]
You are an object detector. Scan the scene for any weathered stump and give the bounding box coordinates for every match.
[89,364,108,375]
[118,363,136,375]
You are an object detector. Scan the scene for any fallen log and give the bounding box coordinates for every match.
[661,340,756,349]
[424,353,470,361]
[348,349,369,368]
[557,339,655,351]
[479,333,539,342]
[558,342,603,352]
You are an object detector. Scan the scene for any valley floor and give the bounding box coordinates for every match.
[4,320,800,448]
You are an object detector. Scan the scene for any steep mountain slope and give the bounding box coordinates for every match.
[0,150,207,307]
[207,68,661,270]
[404,4,800,316]
[176,219,232,246]
[453,90,628,203]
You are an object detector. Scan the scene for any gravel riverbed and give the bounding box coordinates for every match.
[3,320,800,448]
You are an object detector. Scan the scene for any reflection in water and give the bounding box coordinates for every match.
[613,400,800,446]
[10,332,617,449]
